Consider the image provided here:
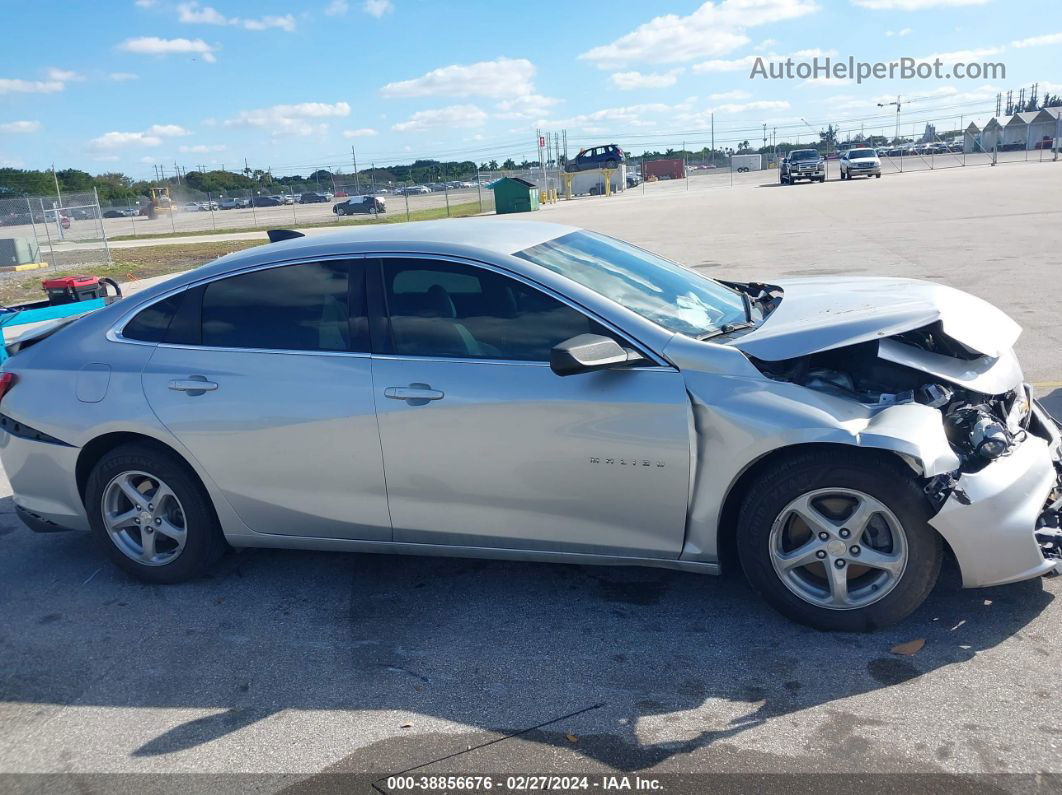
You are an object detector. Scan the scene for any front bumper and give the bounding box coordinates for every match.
[929,431,1061,588]
[850,167,881,176]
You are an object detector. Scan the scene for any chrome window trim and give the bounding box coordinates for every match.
[105,249,672,368]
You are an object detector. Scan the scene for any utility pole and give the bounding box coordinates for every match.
[710,113,715,166]
[762,122,767,150]
[174,162,181,186]
[877,95,902,142]
[51,163,63,207]
[352,146,360,194]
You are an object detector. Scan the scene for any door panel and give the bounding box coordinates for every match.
[373,358,689,556]
[143,347,390,540]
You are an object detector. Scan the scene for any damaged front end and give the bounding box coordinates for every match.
[741,317,1062,587]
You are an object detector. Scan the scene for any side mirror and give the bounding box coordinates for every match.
[550,334,643,376]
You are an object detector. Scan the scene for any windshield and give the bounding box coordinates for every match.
[790,150,820,161]
[514,230,747,338]
[848,149,877,158]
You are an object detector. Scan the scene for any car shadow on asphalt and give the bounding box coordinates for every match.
[0,498,1054,776]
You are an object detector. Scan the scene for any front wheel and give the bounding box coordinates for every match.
[736,449,942,631]
[85,443,226,583]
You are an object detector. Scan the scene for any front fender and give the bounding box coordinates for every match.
[679,370,957,563]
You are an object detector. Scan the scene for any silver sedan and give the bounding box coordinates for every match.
[1,220,1059,631]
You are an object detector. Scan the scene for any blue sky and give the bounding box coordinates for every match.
[1,0,1059,177]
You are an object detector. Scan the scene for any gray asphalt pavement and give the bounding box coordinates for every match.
[1,159,1060,792]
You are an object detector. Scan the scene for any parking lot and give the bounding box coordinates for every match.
[1,161,1061,790]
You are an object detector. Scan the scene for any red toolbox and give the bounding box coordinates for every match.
[42,275,104,305]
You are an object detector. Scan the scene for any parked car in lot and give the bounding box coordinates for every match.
[565,144,625,173]
[300,192,330,203]
[102,208,139,218]
[182,201,202,212]
[400,185,430,195]
[3,219,1060,631]
[219,197,249,210]
[780,149,825,184]
[839,148,882,180]
[251,195,282,207]
[333,195,386,215]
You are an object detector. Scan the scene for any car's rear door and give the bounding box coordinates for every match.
[139,258,391,541]
[368,255,691,558]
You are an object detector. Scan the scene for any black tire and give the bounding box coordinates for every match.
[876,173,882,179]
[736,449,942,631]
[85,442,226,584]
[841,169,847,180]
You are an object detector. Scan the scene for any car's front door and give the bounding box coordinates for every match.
[369,256,691,558]
[140,259,391,541]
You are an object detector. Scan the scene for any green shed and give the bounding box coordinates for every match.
[492,177,539,215]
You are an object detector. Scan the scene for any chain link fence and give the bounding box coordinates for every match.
[0,190,110,276]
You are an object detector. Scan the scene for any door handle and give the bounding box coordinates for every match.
[168,377,218,394]
[384,383,444,404]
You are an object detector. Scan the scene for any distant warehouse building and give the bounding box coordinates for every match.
[963,121,981,153]
[979,117,1005,152]
[1002,111,1038,149]
[1027,108,1062,149]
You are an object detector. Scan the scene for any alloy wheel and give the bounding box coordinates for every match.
[768,487,908,610]
[102,471,188,566]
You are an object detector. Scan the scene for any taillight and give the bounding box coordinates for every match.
[0,372,17,402]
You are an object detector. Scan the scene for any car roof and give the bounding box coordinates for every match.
[180,219,579,283]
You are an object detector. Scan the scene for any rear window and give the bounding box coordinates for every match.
[121,293,183,342]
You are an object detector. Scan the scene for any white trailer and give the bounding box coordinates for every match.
[730,154,763,172]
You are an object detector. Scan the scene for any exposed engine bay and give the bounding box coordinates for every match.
[722,279,1062,568]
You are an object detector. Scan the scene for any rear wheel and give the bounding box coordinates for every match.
[86,443,226,583]
[736,449,942,631]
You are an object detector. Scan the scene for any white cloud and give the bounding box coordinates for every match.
[94,155,121,162]
[609,69,684,89]
[692,54,763,73]
[711,99,790,113]
[495,93,562,119]
[110,72,139,81]
[1012,32,1062,48]
[886,27,913,36]
[693,48,835,73]
[225,101,350,136]
[146,124,191,136]
[242,15,296,31]
[118,36,218,62]
[0,155,26,167]
[90,131,164,150]
[178,143,226,152]
[134,0,156,6]
[45,67,85,82]
[0,78,64,94]
[88,123,191,150]
[709,89,752,100]
[363,0,393,17]
[578,0,820,68]
[381,57,535,98]
[852,0,987,8]
[325,0,349,14]
[754,39,778,51]
[0,120,41,133]
[177,2,296,31]
[542,101,693,131]
[922,46,1004,62]
[342,128,378,138]
[392,105,487,132]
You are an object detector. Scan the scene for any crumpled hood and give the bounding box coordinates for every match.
[731,276,1021,361]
